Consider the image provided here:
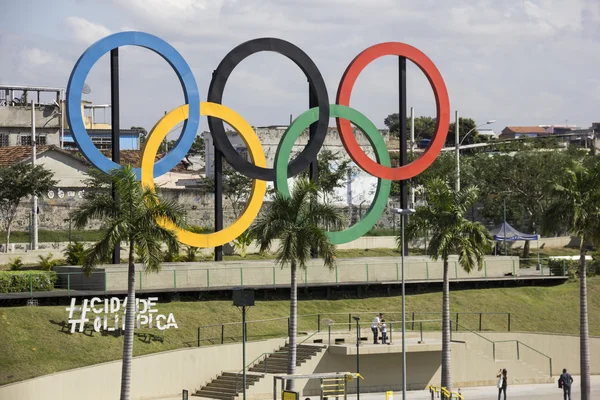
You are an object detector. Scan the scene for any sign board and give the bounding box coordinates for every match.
[282,390,298,400]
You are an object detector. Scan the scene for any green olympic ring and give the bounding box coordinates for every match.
[275,104,391,245]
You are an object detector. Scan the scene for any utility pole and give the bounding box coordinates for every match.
[455,110,460,192]
[110,48,120,264]
[60,89,65,149]
[410,107,415,208]
[31,100,38,250]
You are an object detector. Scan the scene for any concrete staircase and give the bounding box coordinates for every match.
[193,372,263,400]
[194,344,324,399]
[249,344,324,374]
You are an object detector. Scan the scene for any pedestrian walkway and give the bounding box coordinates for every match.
[168,375,599,400]
[339,375,600,400]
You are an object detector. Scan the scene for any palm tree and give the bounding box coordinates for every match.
[401,178,491,391]
[251,178,344,391]
[544,160,600,400]
[72,165,184,400]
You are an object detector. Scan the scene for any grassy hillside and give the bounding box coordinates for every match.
[1,277,598,385]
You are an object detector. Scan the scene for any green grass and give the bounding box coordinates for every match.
[1,277,599,385]
[5,230,105,244]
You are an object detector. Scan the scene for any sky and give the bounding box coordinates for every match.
[1,0,600,140]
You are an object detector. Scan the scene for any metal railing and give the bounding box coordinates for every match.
[451,322,552,377]
[235,351,287,393]
[196,311,512,346]
[4,257,531,296]
[428,385,464,399]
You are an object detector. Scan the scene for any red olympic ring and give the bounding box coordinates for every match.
[336,42,450,180]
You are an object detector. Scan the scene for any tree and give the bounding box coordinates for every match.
[470,149,582,256]
[0,163,57,252]
[161,135,205,168]
[447,117,486,147]
[131,126,148,144]
[250,179,344,391]
[71,165,185,400]
[384,114,436,141]
[299,149,352,203]
[544,160,600,400]
[197,163,252,219]
[402,179,491,390]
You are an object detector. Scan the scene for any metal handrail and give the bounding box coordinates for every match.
[235,351,288,393]
[452,322,552,377]
[494,339,553,377]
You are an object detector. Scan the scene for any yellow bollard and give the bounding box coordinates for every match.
[386,391,394,400]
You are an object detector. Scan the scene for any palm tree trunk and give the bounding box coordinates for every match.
[441,257,452,391]
[579,240,590,399]
[120,240,136,400]
[286,260,298,391]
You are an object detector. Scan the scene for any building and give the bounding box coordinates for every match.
[478,128,499,140]
[0,85,142,150]
[203,125,389,206]
[0,85,63,147]
[499,126,548,139]
[62,128,143,151]
[0,145,190,189]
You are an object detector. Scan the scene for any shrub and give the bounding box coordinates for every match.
[63,242,87,266]
[162,244,180,262]
[8,257,24,271]
[0,271,57,293]
[38,253,58,271]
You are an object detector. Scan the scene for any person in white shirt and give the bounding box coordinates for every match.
[371,313,383,344]
[380,319,388,344]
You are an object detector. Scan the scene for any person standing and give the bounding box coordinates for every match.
[371,313,383,344]
[559,368,573,400]
[496,368,507,400]
[380,319,388,344]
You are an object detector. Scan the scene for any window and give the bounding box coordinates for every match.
[0,134,8,147]
[20,135,47,146]
[91,137,112,150]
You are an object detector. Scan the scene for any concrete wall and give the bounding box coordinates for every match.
[467,331,600,376]
[96,255,516,292]
[1,333,597,400]
[0,337,286,400]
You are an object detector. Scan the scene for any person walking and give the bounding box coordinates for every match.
[496,368,507,400]
[380,319,388,344]
[371,313,382,344]
[559,368,573,400]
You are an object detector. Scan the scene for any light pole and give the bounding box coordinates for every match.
[352,316,360,400]
[392,207,415,400]
[233,289,254,400]
[455,116,496,192]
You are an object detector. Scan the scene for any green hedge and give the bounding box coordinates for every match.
[0,271,57,293]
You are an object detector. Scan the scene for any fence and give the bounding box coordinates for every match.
[9,257,523,296]
[196,311,511,346]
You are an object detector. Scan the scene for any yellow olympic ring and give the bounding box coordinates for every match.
[141,102,267,248]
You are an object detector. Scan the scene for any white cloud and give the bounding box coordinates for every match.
[65,16,112,45]
[2,0,599,132]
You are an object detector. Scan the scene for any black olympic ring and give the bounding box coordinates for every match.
[207,37,330,181]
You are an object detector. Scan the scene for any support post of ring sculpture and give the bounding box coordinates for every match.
[66,32,450,249]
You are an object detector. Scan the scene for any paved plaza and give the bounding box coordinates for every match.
[338,375,600,400]
[173,375,599,400]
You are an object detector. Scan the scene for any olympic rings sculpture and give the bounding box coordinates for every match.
[66,31,450,249]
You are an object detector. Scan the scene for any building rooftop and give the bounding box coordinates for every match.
[0,145,189,172]
[503,126,548,134]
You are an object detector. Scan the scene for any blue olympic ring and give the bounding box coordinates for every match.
[66,31,200,179]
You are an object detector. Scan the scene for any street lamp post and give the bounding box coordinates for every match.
[353,316,360,399]
[392,207,415,400]
[455,116,496,192]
